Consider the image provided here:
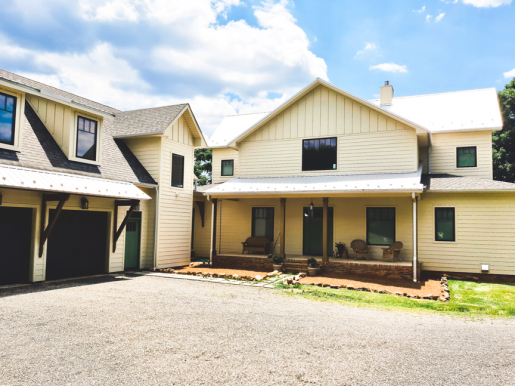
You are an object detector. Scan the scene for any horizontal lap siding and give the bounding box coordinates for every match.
[138,187,155,269]
[212,148,239,184]
[430,131,493,179]
[193,197,212,258]
[418,193,515,275]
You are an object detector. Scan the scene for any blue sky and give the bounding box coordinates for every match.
[0,0,513,137]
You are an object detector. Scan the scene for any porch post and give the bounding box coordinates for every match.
[210,198,218,264]
[322,197,328,262]
[280,198,286,258]
[412,193,418,282]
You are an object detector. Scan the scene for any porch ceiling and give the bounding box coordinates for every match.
[204,165,423,197]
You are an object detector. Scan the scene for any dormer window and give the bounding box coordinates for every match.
[76,116,98,161]
[0,91,16,145]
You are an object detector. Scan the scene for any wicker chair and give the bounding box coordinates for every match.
[381,241,403,262]
[350,239,369,261]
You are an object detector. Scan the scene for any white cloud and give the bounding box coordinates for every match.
[354,42,378,58]
[504,68,515,78]
[435,12,445,22]
[81,0,139,21]
[426,14,432,21]
[369,63,408,73]
[462,0,511,7]
[413,5,426,12]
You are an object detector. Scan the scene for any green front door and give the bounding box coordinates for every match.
[303,207,333,256]
[124,218,141,270]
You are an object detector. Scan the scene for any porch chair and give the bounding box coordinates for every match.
[241,236,270,254]
[350,239,369,261]
[381,241,403,262]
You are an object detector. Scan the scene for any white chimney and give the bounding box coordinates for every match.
[380,81,394,106]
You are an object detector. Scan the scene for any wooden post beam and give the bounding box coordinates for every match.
[210,198,218,263]
[39,193,71,257]
[113,199,140,252]
[280,198,286,258]
[322,197,328,263]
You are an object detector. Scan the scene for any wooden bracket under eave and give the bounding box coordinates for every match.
[39,193,71,257]
[113,199,140,253]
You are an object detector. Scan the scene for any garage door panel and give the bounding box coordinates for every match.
[46,210,108,281]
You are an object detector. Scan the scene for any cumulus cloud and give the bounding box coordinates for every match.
[0,0,327,136]
[462,0,511,7]
[426,14,432,21]
[435,13,445,22]
[413,6,426,12]
[369,63,408,73]
[504,68,515,78]
[354,42,378,58]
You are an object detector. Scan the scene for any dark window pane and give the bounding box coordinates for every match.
[0,92,16,145]
[252,207,274,241]
[302,137,337,171]
[172,153,185,188]
[76,116,97,160]
[0,94,5,110]
[221,160,234,176]
[6,97,14,112]
[435,208,455,241]
[366,207,395,245]
[457,147,476,168]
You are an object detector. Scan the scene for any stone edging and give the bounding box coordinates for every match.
[151,267,287,284]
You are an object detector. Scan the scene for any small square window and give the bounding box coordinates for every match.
[76,116,98,161]
[221,160,234,176]
[457,147,476,168]
[0,91,17,146]
[435,207,455,242]
[172,153,185,188]
[302,137,337,171]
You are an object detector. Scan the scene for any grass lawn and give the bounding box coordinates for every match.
[277,280,515,318]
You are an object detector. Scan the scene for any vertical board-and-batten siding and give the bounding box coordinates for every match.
[418,193,515,275]
[235,85,418,177]
[212,148,239,184]
[430,131,493,179]
[156,115,195,268]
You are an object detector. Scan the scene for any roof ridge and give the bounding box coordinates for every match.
[119,103,188,114]
[225,111,270,117]
[369,88,496,102]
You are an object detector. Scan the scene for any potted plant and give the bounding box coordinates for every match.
[272,255,285,271]
[335,242,346,258]
[307,258,320,276]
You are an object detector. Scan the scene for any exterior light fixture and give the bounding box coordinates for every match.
[309,200,314,211]
[81,197,89,210]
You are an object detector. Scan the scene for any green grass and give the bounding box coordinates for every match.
[276,280,515,318]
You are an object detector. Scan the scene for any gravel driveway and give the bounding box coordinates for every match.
[0,274,514,386]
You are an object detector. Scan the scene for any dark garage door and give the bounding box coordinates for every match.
[46,210,108,281]
[0,207,33,286]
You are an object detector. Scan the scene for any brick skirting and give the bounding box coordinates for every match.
[213,255,274,271]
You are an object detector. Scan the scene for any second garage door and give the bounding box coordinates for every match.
[46,210,108,281]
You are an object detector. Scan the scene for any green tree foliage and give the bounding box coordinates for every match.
[493,78,515,182]
[194,148,212,185]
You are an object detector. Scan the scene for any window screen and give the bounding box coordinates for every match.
[366,207,395,245]
[252,207,274,241]
[221,160,234,176]
[76,116,97,161]
[0,92,16,145]
[435,207,455,242]
[171,153,185,188]
[302,137,337,171]
[457,147,476,168]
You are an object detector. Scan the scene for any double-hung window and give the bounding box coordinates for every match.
[76,116,98,161]
[0,92,16,145]
[456,146,476,168]
[435,207,455,242]
[172,153,185,188]
[302,137,337,171]
[252,207,274,241]
[366,207,396,245]
[221,160,234,176]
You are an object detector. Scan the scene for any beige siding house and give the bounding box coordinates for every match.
[196,79,515,280]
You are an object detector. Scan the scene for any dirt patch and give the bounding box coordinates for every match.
[173,265,271,278]
[298,271,442,298]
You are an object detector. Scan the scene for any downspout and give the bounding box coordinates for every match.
[428,133,433,174]
[412,192,418,282]
[153,185,159,271]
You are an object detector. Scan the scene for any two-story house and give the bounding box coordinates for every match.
[193,78,515,281]
[0,69,206,286]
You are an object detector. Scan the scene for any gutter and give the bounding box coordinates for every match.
[202,188,424,197]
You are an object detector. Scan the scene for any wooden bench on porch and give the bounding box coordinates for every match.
[241,237,269,254]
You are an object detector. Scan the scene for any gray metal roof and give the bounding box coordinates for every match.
[111,104,188,138]
[422,174,515,192]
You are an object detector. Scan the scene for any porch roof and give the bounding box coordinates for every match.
[204,165,423,196]
[0,164,151,200]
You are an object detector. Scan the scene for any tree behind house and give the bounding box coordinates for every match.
[493,78,515,182]
[194,148,212,185]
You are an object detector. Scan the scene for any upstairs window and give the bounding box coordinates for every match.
[172,153,185,188]
[252,207,274,241]
[435,207,455,242]
[0,92,16,145]
[221,160,234,176]
[302,137,337,171]
[366,207,396,246]
[76,116,98,161]
[456,146,476,168]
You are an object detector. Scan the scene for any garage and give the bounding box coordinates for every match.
[46,210,108,281]
[0,207,33,286]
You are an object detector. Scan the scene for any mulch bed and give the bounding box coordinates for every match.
[298,271,443,298]
[172,265,272,279]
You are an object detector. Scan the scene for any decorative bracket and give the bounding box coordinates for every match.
[39,193,71,257]
[113,199,140,252]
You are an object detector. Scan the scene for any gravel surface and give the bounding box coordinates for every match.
[0,274,514,386]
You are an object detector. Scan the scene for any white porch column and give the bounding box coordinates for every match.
[412,192,418,282]
[210,198,218,265]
